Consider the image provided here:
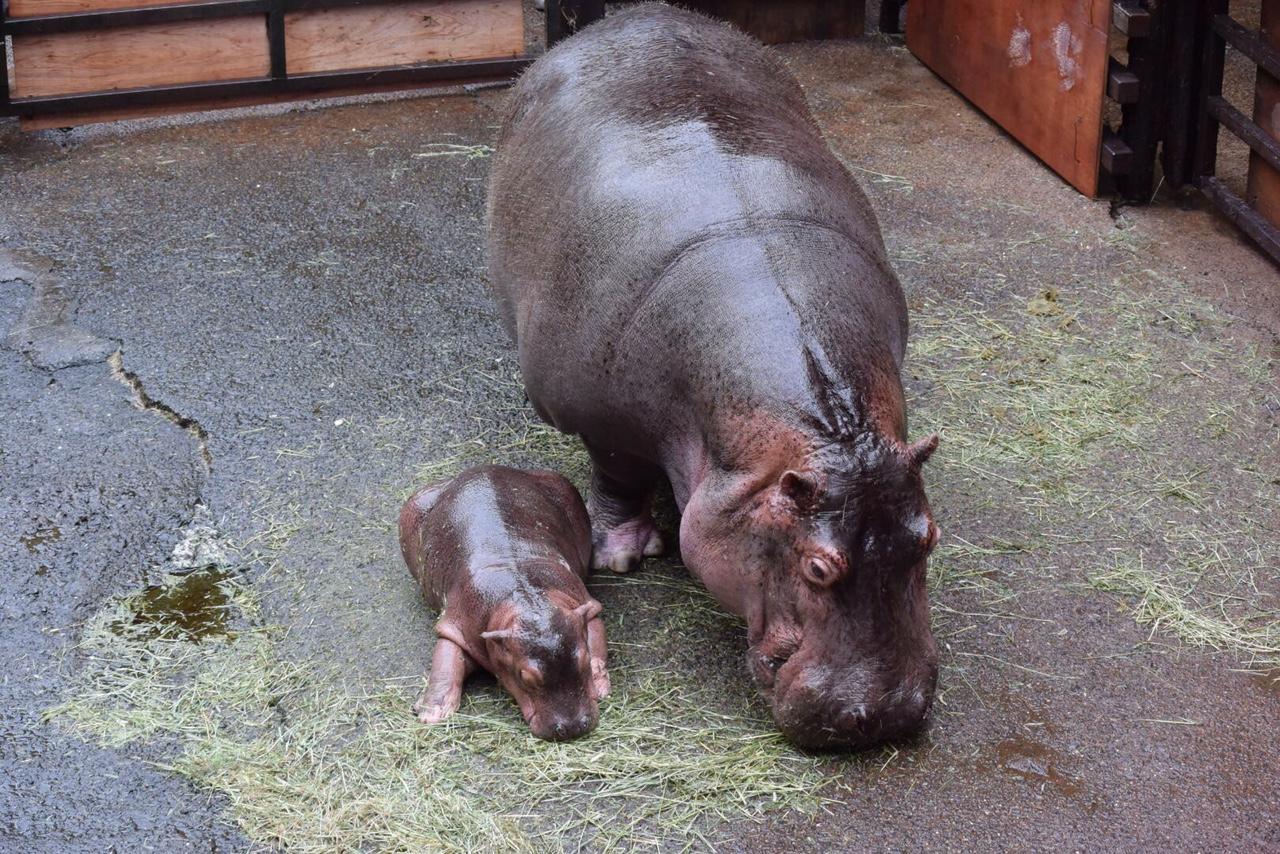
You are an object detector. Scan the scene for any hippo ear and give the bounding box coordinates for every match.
[573,600,602,622]
[907,434,940,468]
[779,470,819,509]
[480,628,516,643]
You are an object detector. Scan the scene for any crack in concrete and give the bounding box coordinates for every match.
[108,351,213,470]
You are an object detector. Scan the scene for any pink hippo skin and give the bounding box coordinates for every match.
[399,465,609,741]
[487,5,940,748]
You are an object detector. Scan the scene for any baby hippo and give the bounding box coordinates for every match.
[399,464,609,741]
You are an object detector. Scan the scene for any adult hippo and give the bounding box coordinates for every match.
[487,3,940,749]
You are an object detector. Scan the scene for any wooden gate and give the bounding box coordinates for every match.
[0,0,623,127]
[903,0,1121,198]
[898,0,1280,265]
[1192,0,1280,262]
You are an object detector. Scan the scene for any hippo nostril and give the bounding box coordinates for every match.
[912,689,931,716]
[836,704,868,733]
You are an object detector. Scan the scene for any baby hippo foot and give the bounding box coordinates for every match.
[412,689,460,725]
[591,516,663,574]
[591,658,611,699]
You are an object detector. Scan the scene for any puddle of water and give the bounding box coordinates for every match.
[992,735,1084,798]
[122,568,234,641]
[20,524,61,552]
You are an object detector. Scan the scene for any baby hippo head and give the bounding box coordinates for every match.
[482,599,604,741]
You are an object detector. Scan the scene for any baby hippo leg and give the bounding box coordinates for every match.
[587,616,610,699]
[413,636,473,724]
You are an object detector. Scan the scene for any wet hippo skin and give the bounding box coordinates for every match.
[399,465,608,741]
[488,4,941,749]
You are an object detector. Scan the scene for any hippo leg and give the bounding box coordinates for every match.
[413,637,474,724]
[585,444,664,574]
[586,616,610,699]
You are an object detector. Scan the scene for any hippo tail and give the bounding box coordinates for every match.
[399,482,448,587]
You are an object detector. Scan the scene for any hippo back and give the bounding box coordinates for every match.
[487,3,907,446]
[400,466,593,610]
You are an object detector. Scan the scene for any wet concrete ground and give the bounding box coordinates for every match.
[2,22,1279,854]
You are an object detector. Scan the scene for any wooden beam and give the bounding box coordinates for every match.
[283,0,523,75]
[9,0,186,18]
[1247,0,1280,237]
[10,17,270,98]
[1201,176,1280,262]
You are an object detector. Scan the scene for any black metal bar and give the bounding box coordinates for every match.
[1101,133,1134,176]
[1199,176,1280,262]
[1107,58,1139,104]
[1,0,268,35]
[1214,13,1280,82]
[1,0,436,36]
[1158,0,1206,190]
[878,0,903,34]
[268,0,285,79]
[2,0,11,109]
[1115,0,1168,201]
[546,0,603,48]
[2,31,11,116]
[1192,1,1230,181]
[6,57,531,117]
[1208,95,1280,176]
[281,0,422,9]
[1113,1,1151,37]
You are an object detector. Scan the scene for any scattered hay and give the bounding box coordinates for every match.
[45,217,1280,852]
[50,572,835,852]
[909,286,1157,504]
[1090,560,1280,671]
[411,143,495,160]
[907,248,1278,675]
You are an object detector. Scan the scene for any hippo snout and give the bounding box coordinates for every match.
[529,706,598,742]
[771,664,937,750]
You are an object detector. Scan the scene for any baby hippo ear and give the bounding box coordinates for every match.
[779,470,819,508]
[907,434,940,468]
[480,628,516,642]
[573,599,602,622]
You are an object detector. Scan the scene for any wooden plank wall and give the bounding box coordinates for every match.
[906,0,1112,196]
[11,18,271,98]
[1248,0,1280,229]
[285,0,523,74]
[7,0,524,125]
[9,0,180,17]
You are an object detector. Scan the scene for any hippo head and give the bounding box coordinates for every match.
[683,429,940,750]
[482,598,603,741]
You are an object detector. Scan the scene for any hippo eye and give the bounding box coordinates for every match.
[923,521,940,553]
[802,556,839,587]
[520,665,543,689]
[909,515,939,554]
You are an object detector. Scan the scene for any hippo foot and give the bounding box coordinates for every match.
[591,517,663,574]
[591,658,611,699]
[412,690,460,725]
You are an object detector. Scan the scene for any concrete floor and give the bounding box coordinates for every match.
[2,19,1278,854]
